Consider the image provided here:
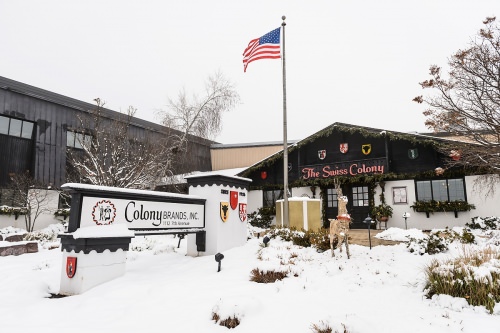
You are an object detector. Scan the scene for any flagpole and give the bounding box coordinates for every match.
[281,15,289,227]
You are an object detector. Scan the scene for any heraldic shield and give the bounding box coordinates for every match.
[220,202,229,222]
[239,203,247,222]
[66,257,77,278]
[408,148,419,159]
[318,150,326,160]
[230,191,238,210]
[362,144,372,155]
[340,143,348,154]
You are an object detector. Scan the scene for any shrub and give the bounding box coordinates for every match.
[440,227,476,244]
[247,207,274,229]
[466,216,500,231]
[424,247,500,314]
[250,268,288,283]
[309,228,333,252]
[407,231,450,255]
[292,230,311,247]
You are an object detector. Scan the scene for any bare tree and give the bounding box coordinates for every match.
[159,71,240,148]
[414,17,500,192]
[67,99,175,190]
[9,171,53,232]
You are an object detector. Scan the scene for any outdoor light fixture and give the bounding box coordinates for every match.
[402,212,411,230]
[363,215,374,250]
[263,236,270,247]
[215,253,224,272]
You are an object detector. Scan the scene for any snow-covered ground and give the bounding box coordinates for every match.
[0,225,499,333]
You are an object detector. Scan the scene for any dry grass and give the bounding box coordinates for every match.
[212,312,240,329]
[424,246,500,313]
[250,268,288,283]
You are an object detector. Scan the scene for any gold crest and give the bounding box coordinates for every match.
[220,201,229,222]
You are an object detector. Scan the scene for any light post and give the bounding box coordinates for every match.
[402,212,411,230]
[363,215,374,250]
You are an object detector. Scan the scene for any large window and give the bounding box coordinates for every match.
[66,130,92,149]
[327,188,338,208]
[415,178,466,201]
[0,115,34,139]
[352,186,369,207]
[263,189,282,208]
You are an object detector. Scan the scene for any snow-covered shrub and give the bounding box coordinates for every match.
[23,223,65,249]
[247,207,274,229]
[424,247,500,314]
[441,227,476,244]
[466,216,500,231]
[407,231,450,255]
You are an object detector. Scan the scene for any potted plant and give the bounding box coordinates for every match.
[371,203,393,221]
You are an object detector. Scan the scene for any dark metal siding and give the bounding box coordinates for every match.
[0,76,213,188]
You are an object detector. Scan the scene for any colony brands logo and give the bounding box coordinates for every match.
[124,201,199,227]
[92,199,117,225]
[301,159,386,179]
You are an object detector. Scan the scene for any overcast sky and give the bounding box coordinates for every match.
[1,0,498,144]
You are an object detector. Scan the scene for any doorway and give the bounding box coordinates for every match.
[325,184,371,229]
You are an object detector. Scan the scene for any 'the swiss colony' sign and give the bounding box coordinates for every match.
[80,196,205,230]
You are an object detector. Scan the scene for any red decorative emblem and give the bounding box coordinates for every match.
[230,191,238,210]
[318,150,326,160]
[340,143,348,154]
[239,203,247,222]
[92,199,116,225]
[66,257,77,278]
[449,150,461,161]
[260,171,267,180]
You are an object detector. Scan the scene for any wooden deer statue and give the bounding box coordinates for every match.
[329,182,352,259]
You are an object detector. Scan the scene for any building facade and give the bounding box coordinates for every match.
[238,123,500,230]
[0,76,213,205]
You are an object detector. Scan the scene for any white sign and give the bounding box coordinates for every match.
[80,196,205,229]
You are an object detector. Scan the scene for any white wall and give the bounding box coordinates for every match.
[0,189,65,231]
[187,183,248,256]
[375,177,500,230]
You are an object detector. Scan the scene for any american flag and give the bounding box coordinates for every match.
[242,27,281,72]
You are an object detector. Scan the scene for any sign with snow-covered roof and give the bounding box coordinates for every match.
[61,183,205,232]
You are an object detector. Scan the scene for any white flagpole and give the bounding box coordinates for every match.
[281,15,289,227]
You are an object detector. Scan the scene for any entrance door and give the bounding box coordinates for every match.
[325,185,371,229]
[345,185,371,229]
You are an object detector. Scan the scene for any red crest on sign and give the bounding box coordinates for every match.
[66,257,77,278]
[230,191,238,210]
[340,143,348,154]
[239,203,247,222]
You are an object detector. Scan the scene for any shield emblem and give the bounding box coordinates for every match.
[220,202,229,222]
[239,203,247,222]
[318,150,326,160]
[230,191,238,210]
[408,148,419,159]
[66,257,77,278]
[340,143,348,154]
[260,171,267,179]
[361,144,372,155]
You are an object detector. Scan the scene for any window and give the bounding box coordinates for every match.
[0,115,34,139]
[415,179,466,202]
[327,188,338,208]
[67,130,92,149]
[352,186,369,206]
[263,189,282,208]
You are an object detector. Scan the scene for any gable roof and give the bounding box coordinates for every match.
[236,122,472,178]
